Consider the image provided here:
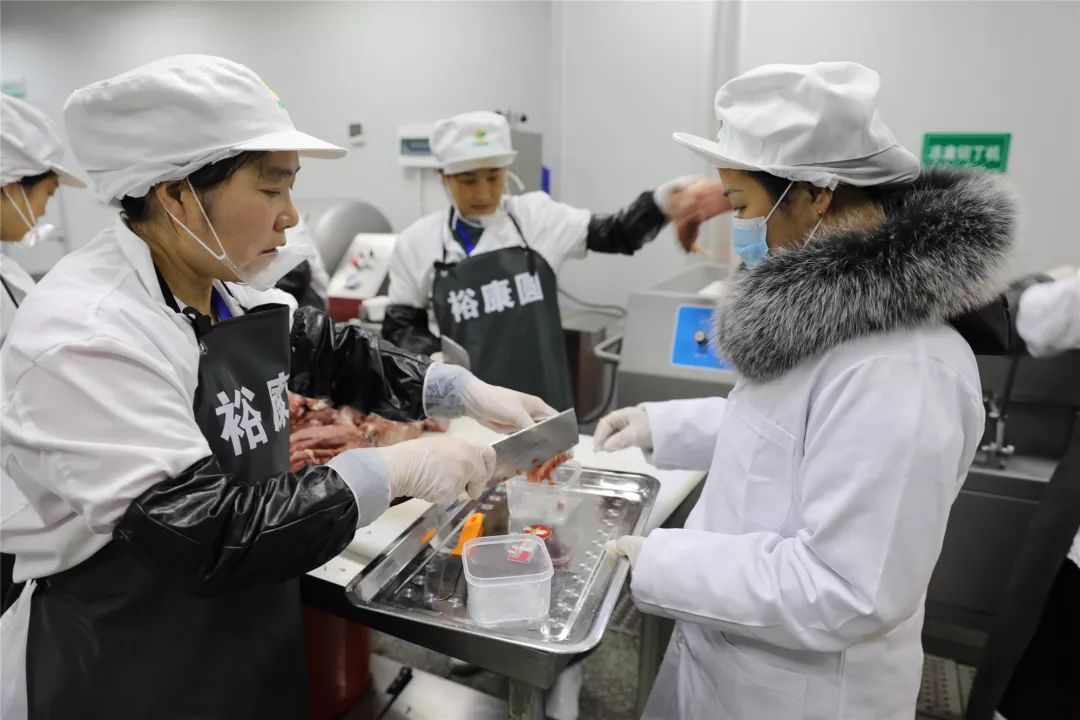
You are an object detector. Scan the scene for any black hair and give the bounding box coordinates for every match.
[119,150,266,222]
[745,170,883,209]
[17,170,57,188]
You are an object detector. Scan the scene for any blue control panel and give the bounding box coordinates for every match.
[670,305,729,370]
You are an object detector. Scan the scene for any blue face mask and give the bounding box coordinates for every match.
[730,181,793,268]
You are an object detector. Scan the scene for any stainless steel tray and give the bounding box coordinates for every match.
[345,467,659,655]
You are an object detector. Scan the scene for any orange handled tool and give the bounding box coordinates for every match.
[451,513,485,557]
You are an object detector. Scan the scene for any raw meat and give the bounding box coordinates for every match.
[526,452,572,485]
[287,393,445,472]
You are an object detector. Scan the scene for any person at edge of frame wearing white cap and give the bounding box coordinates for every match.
[0,94,88,342]
[383,110,734,412]
[596,61,1016,719]
[0,54,555,720]
[0,95,89,617]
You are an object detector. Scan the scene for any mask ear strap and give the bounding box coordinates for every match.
[163,181,244,279]
[184,179,230,259]
[506,170,525,194]
[764,181,794,223]
[3,186,36,232]
[443,177,471,228]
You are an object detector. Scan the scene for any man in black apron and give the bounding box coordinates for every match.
[383,110,733,413]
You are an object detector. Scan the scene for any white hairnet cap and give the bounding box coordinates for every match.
[1,95,87,188]
[431,111,517,175]
[673,62,920,189]
[63,54,346,206]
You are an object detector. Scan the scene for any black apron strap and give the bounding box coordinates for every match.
[505,211,536,274]
[1,274,20,308]
[153,267,227,339]
[442,207,454,265]
[506,211,526,245]
[153,266,181,314]
[217,280,250,312]
[442,206,532,268]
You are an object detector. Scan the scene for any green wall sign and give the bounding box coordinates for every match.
[922,133,1011,172]
[1,80,26,99]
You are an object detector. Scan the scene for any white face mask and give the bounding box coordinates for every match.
[445,187,506,231]
[164,179,309,291]
[454,205,503,230]
[444,169,519,230]
[3,184,57,248]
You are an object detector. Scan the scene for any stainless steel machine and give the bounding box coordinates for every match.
[508,129,544,193]
[595,264,737,407]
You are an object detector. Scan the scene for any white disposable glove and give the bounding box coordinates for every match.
[605,535,646,568]
[423,363,556,433]
[382,436,496,503]
[593,406,653,453]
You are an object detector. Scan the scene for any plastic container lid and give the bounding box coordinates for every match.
[462,534,553,587]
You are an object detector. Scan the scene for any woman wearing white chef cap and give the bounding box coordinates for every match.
[0,95,87,344]
[0,94,88,619]
[383,110,732,410]
[0,55,552,719]
[596,62,1015,719]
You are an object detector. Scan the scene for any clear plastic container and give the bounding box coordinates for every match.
[462,534,553,627]
[507,462,584,570]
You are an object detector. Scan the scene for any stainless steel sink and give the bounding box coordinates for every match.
[924,454,1059,663]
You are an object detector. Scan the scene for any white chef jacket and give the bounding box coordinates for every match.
[0,217,392,582]
[387,192,590,309]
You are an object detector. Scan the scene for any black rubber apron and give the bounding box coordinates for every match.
[432,209,574,410]
[965,414,1080,720]
[25,273,307,720]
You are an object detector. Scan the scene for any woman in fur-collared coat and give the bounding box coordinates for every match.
[594,62,1015,720]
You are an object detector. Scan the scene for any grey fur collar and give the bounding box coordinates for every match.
[714,168,1015,383]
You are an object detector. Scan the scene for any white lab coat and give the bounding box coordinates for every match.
[0,254,36,553]
[633,324,985,720]
[387,192,590,309]
[0,255,35,345]
[0,217,298,718]
[1,216,299,582]
[1015,270,1080,568]
[0,255,37,718]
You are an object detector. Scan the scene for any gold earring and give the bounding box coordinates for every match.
[816,210,823,219]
